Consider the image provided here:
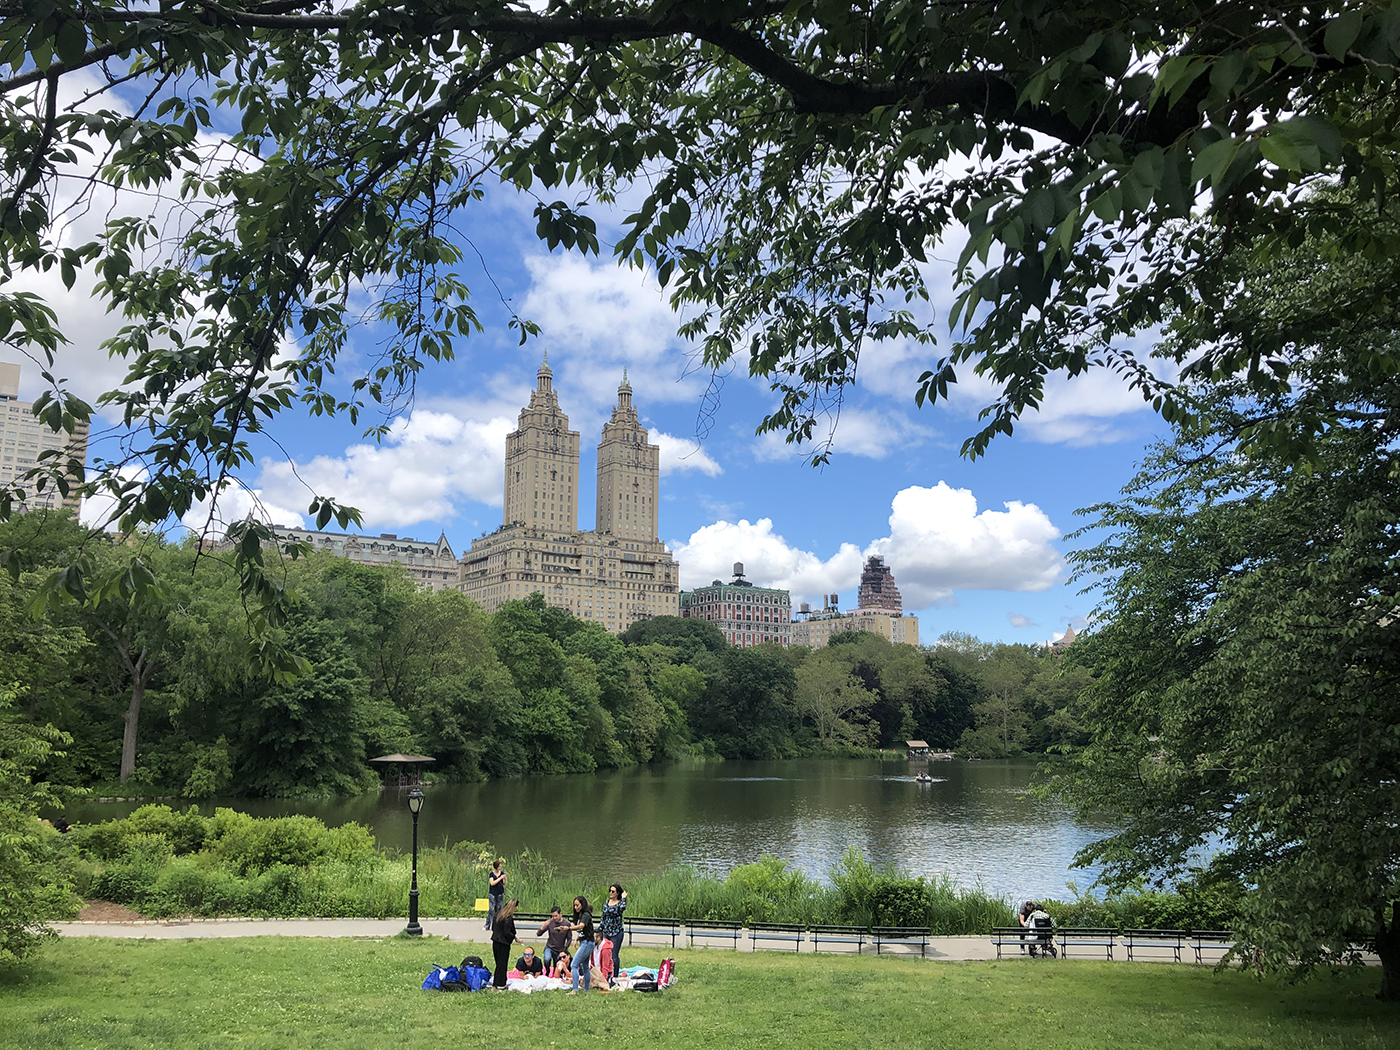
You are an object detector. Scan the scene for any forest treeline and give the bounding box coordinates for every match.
[4,515,1091,797]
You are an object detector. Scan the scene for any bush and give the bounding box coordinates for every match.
[870,878,929,927]
[0,808,80,961]
[210,811,367,874]
[72,805,209,860]
[90,833,175,909]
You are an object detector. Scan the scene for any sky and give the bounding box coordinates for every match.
[2,72,1176,646]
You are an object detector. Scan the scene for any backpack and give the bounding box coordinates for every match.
[461,955,484,969]
[632,979,659,992]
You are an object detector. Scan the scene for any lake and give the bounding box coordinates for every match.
[66,757,1114,902]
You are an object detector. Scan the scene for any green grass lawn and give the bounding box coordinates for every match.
[1,937,1395,1050]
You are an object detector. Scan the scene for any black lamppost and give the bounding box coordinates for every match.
[405,787,425,936]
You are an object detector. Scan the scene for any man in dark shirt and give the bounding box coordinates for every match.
[516,946,545,977]
[538,905,572,968]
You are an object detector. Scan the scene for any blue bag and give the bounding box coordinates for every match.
[422,965,461,991]
[461,965,492,991]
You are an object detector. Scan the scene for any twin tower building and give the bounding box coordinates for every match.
[458,356,681,632]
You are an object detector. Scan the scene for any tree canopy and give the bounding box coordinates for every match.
[3,1,1400,621]
[1055,215,1400,996]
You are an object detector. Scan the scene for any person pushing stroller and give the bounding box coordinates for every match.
[1019,901,1057,958]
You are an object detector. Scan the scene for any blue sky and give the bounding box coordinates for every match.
[3,72,1175,646]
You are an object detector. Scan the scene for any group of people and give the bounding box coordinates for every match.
[483,857,629,993]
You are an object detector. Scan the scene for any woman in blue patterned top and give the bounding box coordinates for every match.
[598,883,627,982]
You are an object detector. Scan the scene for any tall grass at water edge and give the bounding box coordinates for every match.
[65,805,1237,931]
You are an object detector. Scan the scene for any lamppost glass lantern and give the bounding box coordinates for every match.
[405,788,425,936]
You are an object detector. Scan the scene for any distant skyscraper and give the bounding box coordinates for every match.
[857,554,903,613]
[459,361,681,633]
[0,362,87,515]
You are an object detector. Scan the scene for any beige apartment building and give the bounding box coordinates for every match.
[262,525,459,591]
[0,362,87,515]
[792,556,920,648]
[457,358,681,632]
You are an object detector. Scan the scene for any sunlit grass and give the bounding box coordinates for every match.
[1,937,1394,1050]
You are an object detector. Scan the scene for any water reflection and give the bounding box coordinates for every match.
[63,758,1114,901]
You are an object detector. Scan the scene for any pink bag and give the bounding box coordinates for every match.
[658,958,675,986]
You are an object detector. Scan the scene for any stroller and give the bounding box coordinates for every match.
[1026,909,1057,958]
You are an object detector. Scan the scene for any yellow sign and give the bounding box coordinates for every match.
[475,898,489,912]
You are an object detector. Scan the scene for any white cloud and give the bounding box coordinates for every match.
[871,483,1061,606]
[674,484,1058,613]
[653,431,722,476]
[674,481,1063,610]
[518,254,703,418]
[945,352,1173,447]
[179,484,308,538]
[253,408,513,531]
[1007,613,1037,629]
[78,464,146,530]
[752,406,931,462]
[672,518,865,600]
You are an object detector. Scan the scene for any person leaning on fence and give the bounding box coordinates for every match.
[538,905,572,969]
[598,883,627,983]
[484,857,507,931]
[491,898,522,988]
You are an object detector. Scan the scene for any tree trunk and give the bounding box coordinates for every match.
[1377,901,1400,1002]
[119,675,144,783]
[117,646,154,784]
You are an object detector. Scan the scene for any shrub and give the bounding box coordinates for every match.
[90,833,175,908]
[214,814,335,874]
[870,878,929,927]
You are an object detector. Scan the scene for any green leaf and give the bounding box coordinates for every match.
[1323,11,1362,61]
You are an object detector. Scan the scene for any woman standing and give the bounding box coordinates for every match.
[598,884,627,983]
[484,857,507,930]
[491,898,521,988]
[566,896,596,994]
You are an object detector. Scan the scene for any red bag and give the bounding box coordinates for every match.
[658,958,675,986]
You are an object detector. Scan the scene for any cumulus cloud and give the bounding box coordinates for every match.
[653,431,722,476]
[870,483,1061,606]
[518,254,703,418]
[179,484,308,538]
[672,518,865,599]
[674,481,1062,609]
[1007,613,1037,629]
[252,408,513,531]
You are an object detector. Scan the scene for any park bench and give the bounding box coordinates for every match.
[1190,930,1235,963]
[749,922,806,951]
[1124,929,1187,962]
[810,925,869,954]
[687,919,743,949]
[1057,927,1118,961]
[872,927,930,957]
[991,926,1046,959]
[625,916,682,949]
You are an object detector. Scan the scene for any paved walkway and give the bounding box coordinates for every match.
[53,919,1232,964]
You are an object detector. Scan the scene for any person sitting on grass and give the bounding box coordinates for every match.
[549,947,572,981]
[516,945,545,977]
